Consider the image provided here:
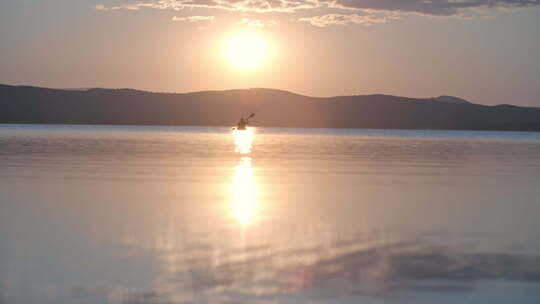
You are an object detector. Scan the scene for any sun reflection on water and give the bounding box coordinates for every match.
[233,127,254,154]
[231,157,257,225]
[231,128,257,225]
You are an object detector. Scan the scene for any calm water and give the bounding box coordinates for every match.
[1,124,540,304]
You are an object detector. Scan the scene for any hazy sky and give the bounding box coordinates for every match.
[1,0,539,106]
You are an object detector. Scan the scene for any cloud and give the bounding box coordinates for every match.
[329,0,540,16]
[299,12,398,27]
[172,15,216,22]
[237,17,277,27]
[96,0,321,13]
[95,0,540,24]
[96,1,170,11]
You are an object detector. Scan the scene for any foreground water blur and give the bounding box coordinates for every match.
[1,124,540,304]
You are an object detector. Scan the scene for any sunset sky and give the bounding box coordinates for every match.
[1,0,539,106]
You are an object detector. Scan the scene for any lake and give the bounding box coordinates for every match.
[1,124,540,304]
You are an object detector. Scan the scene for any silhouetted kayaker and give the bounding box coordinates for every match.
[236,113,254,130]
[237,117,247,130]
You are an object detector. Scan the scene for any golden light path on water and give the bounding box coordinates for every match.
[231,127,257,225]
[232,127,254,154]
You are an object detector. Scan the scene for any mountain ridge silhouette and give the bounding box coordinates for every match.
[1,84,539,131]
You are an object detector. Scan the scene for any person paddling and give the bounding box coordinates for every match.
[236,113,255,130]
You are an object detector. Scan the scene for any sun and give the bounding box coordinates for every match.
[223,30,269,71]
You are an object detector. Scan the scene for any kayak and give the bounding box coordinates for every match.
[233,113,254,131]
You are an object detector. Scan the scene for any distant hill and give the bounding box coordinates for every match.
[1,84,539,131]
[431,95,471,104]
